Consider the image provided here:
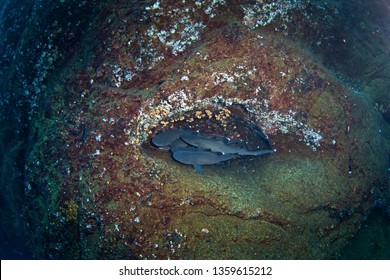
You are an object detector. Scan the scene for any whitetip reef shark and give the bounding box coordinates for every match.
[151,127,274,174]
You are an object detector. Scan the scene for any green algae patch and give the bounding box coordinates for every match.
[2,0,388,260]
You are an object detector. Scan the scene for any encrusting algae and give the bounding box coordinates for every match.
[1,0,388,260]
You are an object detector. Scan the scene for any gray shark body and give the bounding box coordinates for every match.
[151,127,191,150]
[181,133,274,156]
[172,148,238,165]
[172,148,238,174]
[151,127,274,174]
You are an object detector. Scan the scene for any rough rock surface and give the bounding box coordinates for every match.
[1,0,389,259]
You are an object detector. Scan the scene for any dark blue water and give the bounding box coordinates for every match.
[0,0,389,260]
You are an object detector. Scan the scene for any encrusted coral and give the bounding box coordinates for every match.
[129,90,323,152]
[242,0,306,30]
[2,0,388,261]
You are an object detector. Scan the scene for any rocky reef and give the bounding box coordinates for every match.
[0,0,389,259]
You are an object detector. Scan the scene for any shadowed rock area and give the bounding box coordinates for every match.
[0,0,389,259]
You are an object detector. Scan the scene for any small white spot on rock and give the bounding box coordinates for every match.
[181,75,189,81]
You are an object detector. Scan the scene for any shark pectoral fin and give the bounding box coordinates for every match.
[193,164,204,174]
